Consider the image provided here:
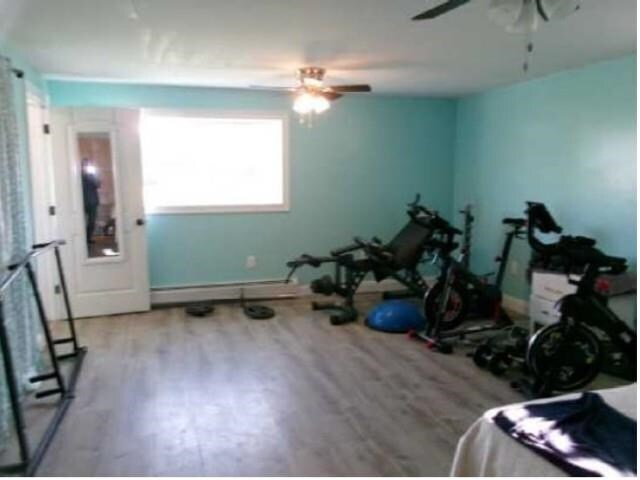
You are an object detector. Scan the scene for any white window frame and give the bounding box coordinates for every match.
[140,109,291,215]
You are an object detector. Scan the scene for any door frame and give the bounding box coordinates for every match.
[25,81,62,320]
[50,107,151,318]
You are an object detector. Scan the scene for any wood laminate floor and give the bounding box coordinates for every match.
[2,295,623,476]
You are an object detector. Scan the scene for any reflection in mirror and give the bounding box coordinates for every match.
[77,132,120,258]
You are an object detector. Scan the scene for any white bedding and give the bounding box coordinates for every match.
[450,384,637,477]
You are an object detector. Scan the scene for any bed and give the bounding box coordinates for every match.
[451,383,637,477]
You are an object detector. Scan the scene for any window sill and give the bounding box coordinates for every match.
[145,204,290,215]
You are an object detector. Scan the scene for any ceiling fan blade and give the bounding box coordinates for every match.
[412,0,471,20]
[537,0,580,21]
[248,85,297,92]
[330,84,372,93]
[322,91,344,101]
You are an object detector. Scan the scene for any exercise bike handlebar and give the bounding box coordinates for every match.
[525,202,564,255]
[503,218,526,228]
[406,193,463,235]
[408,208,462,236]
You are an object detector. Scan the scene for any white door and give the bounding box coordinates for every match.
[50,108,150,318]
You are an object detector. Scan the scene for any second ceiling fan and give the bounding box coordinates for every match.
[413,0,581,33]
[412,0,582,72]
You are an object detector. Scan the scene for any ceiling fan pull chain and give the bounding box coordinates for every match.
[523,33,535,74]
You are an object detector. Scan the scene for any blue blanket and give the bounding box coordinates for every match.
[490,392,636,477]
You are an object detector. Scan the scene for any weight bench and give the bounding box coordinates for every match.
[285,197,440,325]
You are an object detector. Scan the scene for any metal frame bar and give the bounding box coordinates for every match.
[0,240,86,476]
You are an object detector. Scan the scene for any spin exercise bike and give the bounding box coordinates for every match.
[516,202,636,396]
[285,196,440,325]
[410,212,526,353]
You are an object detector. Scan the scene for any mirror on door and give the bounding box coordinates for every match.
[77,131,120,259]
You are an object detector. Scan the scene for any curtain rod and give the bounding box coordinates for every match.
[0,54,25,78]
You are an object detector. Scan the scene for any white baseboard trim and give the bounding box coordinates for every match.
[151,279,299,305]
[503,294,529,316]
[151,277,434,306]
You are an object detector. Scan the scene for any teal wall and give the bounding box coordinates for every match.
[44,55,639,294]
[454,55,637,300]
[48,82,457,287]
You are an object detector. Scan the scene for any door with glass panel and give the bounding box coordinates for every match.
[50,108,150,317]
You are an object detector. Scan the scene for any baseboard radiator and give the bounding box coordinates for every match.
[150,278,300,306]
[150,277,427,307]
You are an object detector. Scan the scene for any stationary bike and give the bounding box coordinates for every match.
[516,202,636,396]
[410,213,525,352]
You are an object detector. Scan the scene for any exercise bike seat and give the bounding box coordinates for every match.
[596,254,627,273]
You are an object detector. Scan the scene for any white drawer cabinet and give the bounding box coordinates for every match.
[529,270,636,333]
[531,271,578,302]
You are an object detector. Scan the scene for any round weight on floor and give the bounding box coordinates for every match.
[244,304,275,320]
[436,341,454,354]
[185,303,215,317]
[473,345,492,368]
[488,352,510,376]
[330,307,358,326]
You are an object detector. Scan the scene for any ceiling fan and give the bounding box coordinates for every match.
[413,0,581,33]
[255,67,372,119]
[412,0,581,72]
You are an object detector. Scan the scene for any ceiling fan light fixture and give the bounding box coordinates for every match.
[508,0,538,33]
[488,0,540,34]
[302,77,323,88]
[293,92,330,115]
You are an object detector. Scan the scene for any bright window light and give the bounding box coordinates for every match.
[140,111,288,214]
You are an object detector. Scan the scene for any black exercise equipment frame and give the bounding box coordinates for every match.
[0,240,86,476]
[285,196,437,325]
[516,202,635,398]
[308,253,368,325]
[413,215,525,353]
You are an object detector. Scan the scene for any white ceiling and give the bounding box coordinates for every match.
[0,0,636,96]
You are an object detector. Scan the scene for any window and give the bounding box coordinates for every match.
[140,110,289,214]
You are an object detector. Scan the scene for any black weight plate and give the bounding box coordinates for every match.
[244,305,275,320]
[186,304,215,317]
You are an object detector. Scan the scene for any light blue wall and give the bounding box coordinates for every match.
[48,82,457,287]
[454,55,637,300]
[45,55,638,293]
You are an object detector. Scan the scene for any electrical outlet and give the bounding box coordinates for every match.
[246,255,257,269]
[510,260,519,276]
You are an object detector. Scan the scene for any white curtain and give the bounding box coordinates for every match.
[0,56,42,446]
